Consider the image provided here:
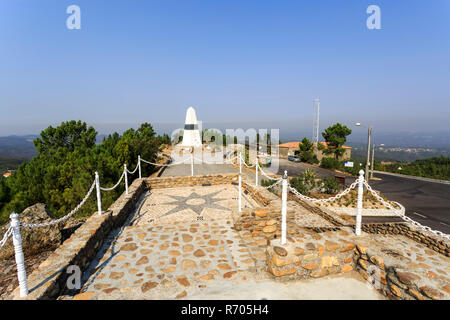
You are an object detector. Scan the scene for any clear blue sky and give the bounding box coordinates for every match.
[1,0,449,138]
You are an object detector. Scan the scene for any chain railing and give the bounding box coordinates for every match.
[99,171,125,191]
[0,226,13,249]
[257,162,281,181]
[288,180,359,204]
[21,180,96,228]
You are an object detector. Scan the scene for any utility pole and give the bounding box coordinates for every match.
[365,126,371,181]
[370,144,375,179]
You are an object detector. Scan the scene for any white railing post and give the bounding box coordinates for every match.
[238,173,242,212]
[281,170,288,245]
[255,159,259,186]
[239,152,242,174]
[95,171,102,215]
[10,213,28,297]
[191,153,194,177]
[138,155,142,179]
[124,164,129,195]
[355,169,364,236]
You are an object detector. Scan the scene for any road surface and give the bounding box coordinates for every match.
[370,172,450,234]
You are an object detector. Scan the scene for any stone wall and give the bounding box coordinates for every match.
[354,244,449,300]
[12,178,146,300]
[241,182,274,207]
[265,233,355,279]
[361,223,449,257]
[146,174,238,189]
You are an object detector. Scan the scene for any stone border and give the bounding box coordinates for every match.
[361,223,449,257]
[12,178,146,300]
[354,244,449,300]
[145,173,238,189]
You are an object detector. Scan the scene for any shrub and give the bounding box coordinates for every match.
[290,169,316,195]
[319,177,341,194]
[320,157,343,170]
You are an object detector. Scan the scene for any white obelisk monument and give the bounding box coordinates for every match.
[181,106,202,148]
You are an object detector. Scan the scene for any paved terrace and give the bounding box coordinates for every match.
[11,163,448,300]
[74,182,386,300]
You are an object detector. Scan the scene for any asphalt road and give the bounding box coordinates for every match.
[370,172,450,234]
[274,159,450,234]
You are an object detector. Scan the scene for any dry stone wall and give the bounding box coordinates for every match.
[361,223,449,257]
[146,174,238,189]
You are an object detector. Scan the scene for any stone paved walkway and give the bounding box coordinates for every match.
[77,185,262,299]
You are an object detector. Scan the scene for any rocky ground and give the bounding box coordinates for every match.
[0,203,86,299]
[0,250,53,300]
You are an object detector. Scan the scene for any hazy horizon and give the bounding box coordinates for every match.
[1,1,449,138]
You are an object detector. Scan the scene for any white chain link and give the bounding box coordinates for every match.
[257,162,279,181]
[288,181,358,203]
[239,154,256,168]
[21,179,96,228]
[126,163,139,175]
[247,178,283,190]
[363,180,450,240]
[100,171,125,191]
[0,226,13,248]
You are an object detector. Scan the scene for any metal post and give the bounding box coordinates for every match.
[10,213,28,297]
[95,172,102,215]
[281,170,288,245]
[255,158,259,186]
[124,164,128,195]
[370,145,375,179]
[238,173,242,212]
[365,127,371,181]
[239,152,242,174]
[138,155,142,179]
[355,170,364,236]
[191,153,194,177]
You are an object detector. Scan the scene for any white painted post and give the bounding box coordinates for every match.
[238,173,242,212]
[281,170,288,245]
[124,164,129,195]
[356,170,364,236]
[138,155,142,179]
[10,213,28,297]
[95,172,102,215]
[239,152,242,174]
[191,153,194,177]
[255,160,259,186]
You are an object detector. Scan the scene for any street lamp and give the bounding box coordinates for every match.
[355,123,371,181]
[370,143,384,178]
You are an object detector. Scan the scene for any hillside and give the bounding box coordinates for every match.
[379,156,450,181]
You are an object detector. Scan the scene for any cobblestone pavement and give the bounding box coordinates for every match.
[129,185,258,225]
[77,185,263,299]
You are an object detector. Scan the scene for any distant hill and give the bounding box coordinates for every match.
[0,135,38,173]
[0,135,38,160]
